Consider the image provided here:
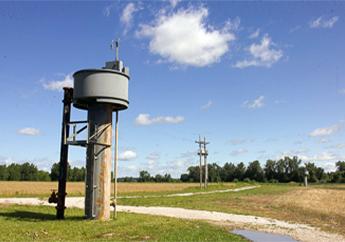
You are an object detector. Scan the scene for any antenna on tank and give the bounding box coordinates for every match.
[111,39,120,61]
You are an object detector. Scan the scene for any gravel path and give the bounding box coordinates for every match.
[119,185,259,198]
[0,195,343,242]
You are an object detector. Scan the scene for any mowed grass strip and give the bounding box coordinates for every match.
[119,183,345,237]
[0,181,243,197]
[0,204,246,242]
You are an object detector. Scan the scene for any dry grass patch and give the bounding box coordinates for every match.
[242,187,345,236]
[0,182,202,197]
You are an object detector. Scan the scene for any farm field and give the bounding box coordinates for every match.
[0,181,242,197]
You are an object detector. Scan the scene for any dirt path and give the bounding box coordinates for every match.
[119,185,259,198]
[0,197,343,242]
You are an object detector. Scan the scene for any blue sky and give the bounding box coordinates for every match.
[1,1,345,177]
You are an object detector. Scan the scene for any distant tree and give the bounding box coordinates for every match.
[245,160,264,182]
[0,164,8,180]
[154,174,163,182]
[264,160,276,181]
[138,170,151,182]
[163,173,172,182]
[305,162,321,183]
[208,163,222,182]
[234,162,246,181]
[221,162,236,182]
[37,170,50,181]
[69,167,85,181]
[50,163,60,181]
[336,161,345,172]
[187,166,200,182]
[7,163,21,181]
[180,173,190,182]
[20,162,38,181]
[286,156,301,182]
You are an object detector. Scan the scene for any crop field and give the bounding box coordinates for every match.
[0,181,240,197]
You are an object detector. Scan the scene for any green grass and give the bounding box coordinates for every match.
[118,183,293,215]
[118,182,250,197]
[0,205,246,242]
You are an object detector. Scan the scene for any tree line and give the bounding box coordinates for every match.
[0,162,85,181]
[180,157,345,183]
[0,157,344,183]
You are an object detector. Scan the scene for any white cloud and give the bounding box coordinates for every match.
[146,152,160,168]
[119,150,137,161]
[310,16,339,29]
[243,96,265,109]
[279,150,338,163]
[334,143,345,149]
[309,123,343,137]
[320,162,337,172]
[121,2,141,34]
[249,28,260,39]
[230,148,248,156]
[135,113,184,125]
[42,74,73,91]
[338,88,345,95]
[299,152,337,162]
[234,35,283,68]
[137,7,235,67]
[169,0,181,8]
[17,127,40,136]
[147,152,160,161]
[229,138,247,145]
[200,100,213,110]
[103,2,116,17]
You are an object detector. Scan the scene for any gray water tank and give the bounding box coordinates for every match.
[73,62,130,111]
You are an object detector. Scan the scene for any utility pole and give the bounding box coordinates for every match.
[195,136,210,189]
[203,137,209,189]
[195,136,203,189]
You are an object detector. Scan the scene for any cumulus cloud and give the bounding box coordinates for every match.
[121,2,141,34]
[243,96,265,109]
[119,150,137,161]
[135,113,184,125]
[299,152,337,162]
[146,152,160,168]
[200,100,213,110]
[309,123,343,137]
[230,148,248,156]
[17,127,40,136]
[338,88,345,95]
[309,16,339,29]
[169,0,181,8]
[229,138,248,145]
[249,28,260,39]
[234,35,283,68]
[103,2,116,17]
[42,74,73,91]
[136,7,235,67]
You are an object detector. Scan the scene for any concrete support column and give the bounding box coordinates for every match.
[85,104,112,220]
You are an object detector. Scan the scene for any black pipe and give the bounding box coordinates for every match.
[56,87,73,219]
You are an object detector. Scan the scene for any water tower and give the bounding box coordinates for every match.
[52,40,129,220]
